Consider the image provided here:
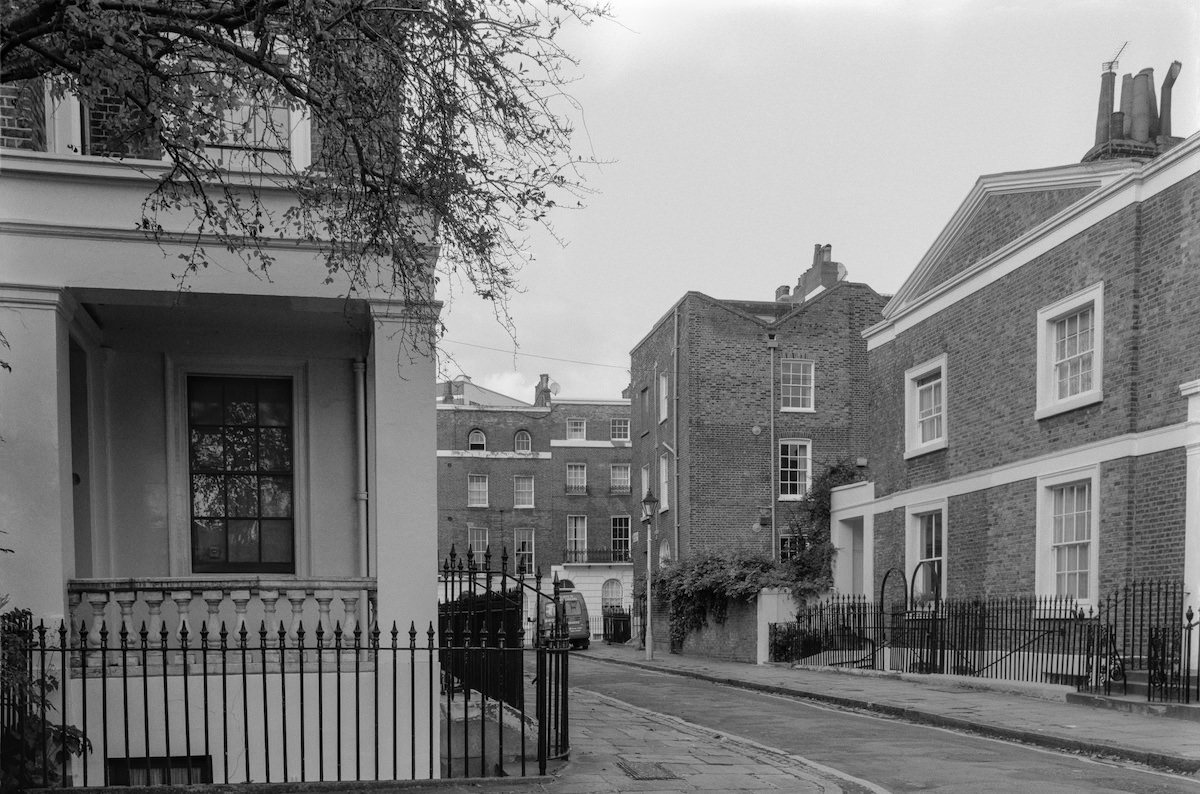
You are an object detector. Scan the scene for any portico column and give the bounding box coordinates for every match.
[368,298,440,628]
[1178,380,1200,666]
[0,286,75,622]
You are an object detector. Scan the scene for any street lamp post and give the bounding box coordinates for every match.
[641,487,659,661]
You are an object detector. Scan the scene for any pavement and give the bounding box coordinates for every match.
[198,642,1199,793]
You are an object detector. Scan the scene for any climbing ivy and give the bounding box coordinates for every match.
[652,461,865,647]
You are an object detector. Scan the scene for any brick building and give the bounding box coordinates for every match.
[830,61,1199,625]
[628,253,886,653]
[436,375,633,639]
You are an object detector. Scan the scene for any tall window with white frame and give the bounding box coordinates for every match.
[610,463,631,495]
[514,430,532,453]
[640,464,650,498]
[566,463,587,495]
[602,579,623,610]
[781,359,815,411]
[611,516,631,561]
[778,440,811,500]
[1052,481,1091,599]
[566,418,586,440]
[904,355,947,458]
[779,527,801,561]
[915,512,943,603]
[658,372,669,422]
[468,524,488,565]
[514,475,534,508]
[467,474,488,507]
[1036,283,1104,419]
[514,528,535,575]
[189,375,295,574]
[567,515,587,562]
[1054,308,1094,400]
[658,454,669,510]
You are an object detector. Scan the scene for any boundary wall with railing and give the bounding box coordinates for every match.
[1,549,571,790]
[769,581,1196,704]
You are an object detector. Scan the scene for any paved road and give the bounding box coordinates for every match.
[572,655,1200,794]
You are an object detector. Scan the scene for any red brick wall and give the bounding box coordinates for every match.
[436,401,632,572]
[869,203,1144,497]
[0,82,45,151]
[683,283,885,558]
[914,187,1097,298]
[866,170,1200,598]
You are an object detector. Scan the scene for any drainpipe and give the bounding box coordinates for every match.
[672,306,681,558]
[767,334,778,555]
[354,359,369,623]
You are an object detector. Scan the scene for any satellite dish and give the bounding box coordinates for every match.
[549,381,560,395]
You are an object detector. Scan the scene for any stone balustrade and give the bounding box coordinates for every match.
[67,577,377,648]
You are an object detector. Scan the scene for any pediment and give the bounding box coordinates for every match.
[885,163,1135,317]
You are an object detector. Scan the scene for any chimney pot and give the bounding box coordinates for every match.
[775,285,791,301]
[1109,111,1125,141]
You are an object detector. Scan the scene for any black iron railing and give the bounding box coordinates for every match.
[2,548,571,790]
[770,581,1196,703]
[564,548,630,564]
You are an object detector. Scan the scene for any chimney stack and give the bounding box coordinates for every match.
[775,285,791,302]
[1084,59,1183,162]
[790,244,847,303]
[534,373,553,407]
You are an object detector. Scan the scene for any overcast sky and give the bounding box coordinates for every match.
[434,0,1200,404]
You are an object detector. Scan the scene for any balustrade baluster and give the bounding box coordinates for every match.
[342,594,360,633]
[172,589,195,642]
[115,591,137,635]
[87,592,110,647]
[287,590,308,641]
[203,590,225,635]
[144,591,165,638]
[315,590,334,636]
[261,589,282,635]
[231,590,252,634]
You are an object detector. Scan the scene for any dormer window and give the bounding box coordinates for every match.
[468,429,486,450]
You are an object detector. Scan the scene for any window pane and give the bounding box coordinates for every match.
[260,476,293,517]
[193,519,226,563]
[261,519,294,564]
[227,475,259,516]
[257,380,291,426]
[190,429,224,471]
[192,474,225,517]
[188,378,224,424]
[227,519,260,563]
[259,428,292,471]
[225,427,257,471]
[223,380,257,425]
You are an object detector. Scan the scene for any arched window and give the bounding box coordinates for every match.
[514,430,531,453]
[601,579,623,609]
[468,429,486,450]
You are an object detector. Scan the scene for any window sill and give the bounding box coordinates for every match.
[777,495,805,502]
[513,505,534,510]
[904,438,947,460]
[780,407,815,413]
[1035,391,1102,421]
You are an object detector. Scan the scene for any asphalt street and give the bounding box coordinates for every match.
[571,654,1200,794]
